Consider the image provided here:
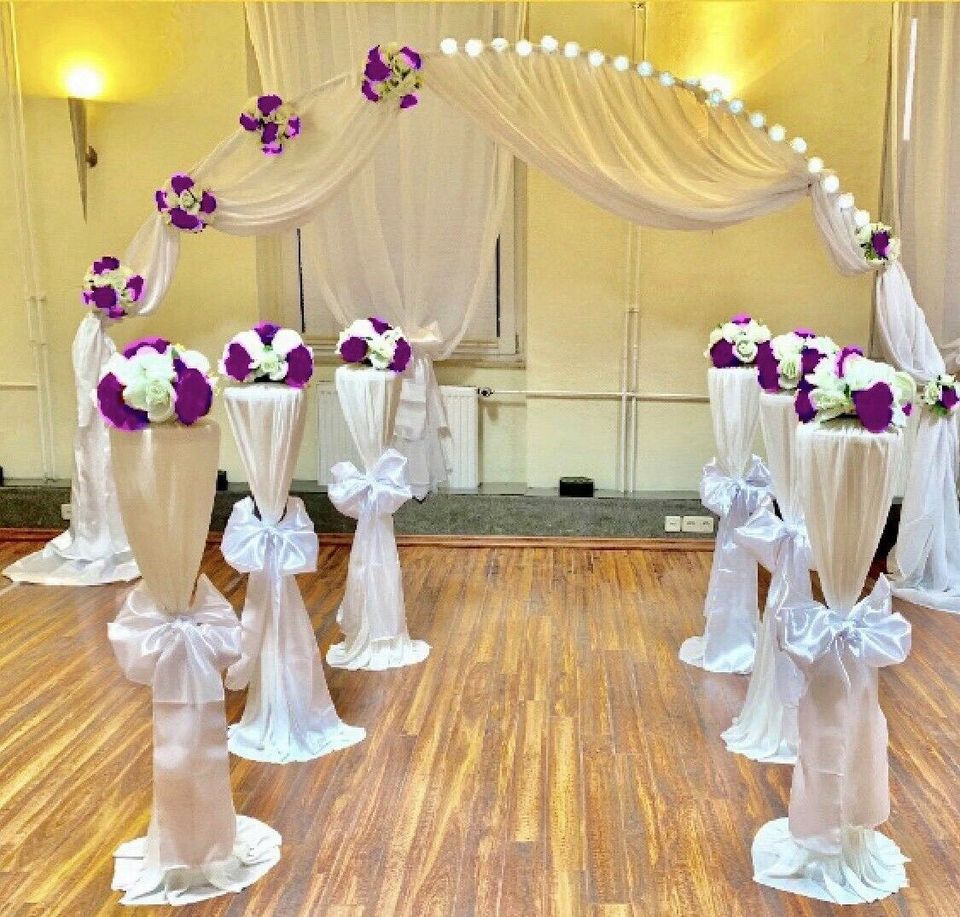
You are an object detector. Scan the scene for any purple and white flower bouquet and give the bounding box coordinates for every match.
[856,221,900,264]
[155,173,217,233]
[795,346,915,433]
[361,43,422,109]
[82,256,144,321]
[240,94,301,156]
[920,373,960,417]
[756,329,838,393]
[336,317,412,373]
[220,323,313,388]
[97,337,214,431]
[705,313,771,368]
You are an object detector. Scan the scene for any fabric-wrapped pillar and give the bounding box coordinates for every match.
[680,366,771,674]
[107,420,280,906]
[725,391,810,763]
[752,422,910,904]
[221,384,366,762]
[327,365,430,671]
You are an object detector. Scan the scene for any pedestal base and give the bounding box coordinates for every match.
[752,817,908,904]
[112,815,281,907]
[228,712,365,764]
[678,634,753,675]
[3,532,138,586]
[327,633,430,671]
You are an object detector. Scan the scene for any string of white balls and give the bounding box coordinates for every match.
[437,36,874,231]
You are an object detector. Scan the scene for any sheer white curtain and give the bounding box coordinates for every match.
[245,3,522,496]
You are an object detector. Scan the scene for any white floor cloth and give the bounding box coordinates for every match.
[107,420,279,906]
[221,384,365,762]
[3,314,138,585]
[725,391,809,764]
[753,421,910,904]
[327,366,430,671]
[681,367,771,674]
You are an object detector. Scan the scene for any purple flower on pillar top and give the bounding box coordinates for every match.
[758,330,837,392]
[336,316,412,372]
[704,314,770,368]
[920,373,960,418]
[240,94,301,156]
[794,386,816,423]
[856,220,900,263]
[361,43,423,109]
[755,340,780,392]
[97,338,214,430]
[219,325,314,387]
[81,256,144,321]
[156,173,216,233]
[852,382,895,434]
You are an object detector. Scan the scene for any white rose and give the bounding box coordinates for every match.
[886,237,901,261]
[343,318,376,341]
[270,327,303,357]
[177,347,210,375]
[778,353,802,388]
[733,336,758,363]
[708,326,724,347]
[257,349,287,381]
[922,379,941,405]
[811,387,853,422]
[891,370,916,406]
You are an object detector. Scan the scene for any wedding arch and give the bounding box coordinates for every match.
[101,37,960,611]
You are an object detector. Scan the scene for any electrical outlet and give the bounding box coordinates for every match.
[664,515,682,533]
[60,503,72,521]
[681,515,714,534]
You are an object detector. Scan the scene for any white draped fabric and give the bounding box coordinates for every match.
[245,3,521,496]
[753,422,910,905]
[725,392,809,763]
[107,421,279,906]
[221,385,365,762]
[680,367,771,674]
[3,313,138,585]
[327,366,429,670]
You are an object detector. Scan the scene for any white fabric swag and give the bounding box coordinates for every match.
[118,37,953,555]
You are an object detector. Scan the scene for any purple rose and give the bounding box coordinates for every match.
[255,322,280,345]
[399,46,422,70]
[97,372,148,431]
[730,313,752,325]
[793,327,816,338]
[123,336,169,358]
[361,80,381,103]
[170,173,194,195]
[223,341,253,382]
[90,285,119,312]
[125,275,144,301]
[755,340,780,392]
[169,208,203,232]
[794,388,816,423]
[709,338,736,369]
[284,344,314,388]
[369,315,391,334]
[904,401,913,417]
[239,111,259,132]
[199,191,217,215]
[942,385,959,411]
[801,345,825,377]
[339,336,368,364]
[257,94,283,117]
[155,189,168,212]
[852,382,894,433]
[399,94,419,110]
[261,121,279,145]
[872,230,890,259]
[836,345,864,377]
[364,48,392,83]
[286,116,301,139]
[389,337,412,373]
[173,368,212,425]
[93,256,120,274]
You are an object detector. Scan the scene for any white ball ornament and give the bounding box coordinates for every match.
[823,174,841,194]
[854,209,871,228]
[564,41,580,58]
[708,89,723,106]
[749,111,766,128]
[637,61,654,77]
[588,50,605,67]
[659,71,675,87]
[440,38,458,55]
[728,99,744,114]
[790,137,808,154]
[465,39,484,57]
[839,192,855,210]
[540,35,559,53]
[807,157,824,174]
[613,55,630,72]
[768,124,786,142]
[515,39,533,57]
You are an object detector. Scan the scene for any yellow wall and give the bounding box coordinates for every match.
[0,1,893,490]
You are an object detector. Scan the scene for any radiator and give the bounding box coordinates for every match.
[315,383,479,489]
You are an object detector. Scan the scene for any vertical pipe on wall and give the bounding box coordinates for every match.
[3,2,55,478]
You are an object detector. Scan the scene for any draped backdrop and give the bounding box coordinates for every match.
[116,29,958,601]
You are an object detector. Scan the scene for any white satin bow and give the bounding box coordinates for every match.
[108,575,240,703]
[701,454,772,519]
[328,448,412,520]
[393,323,446,442]
[221,496,318,576]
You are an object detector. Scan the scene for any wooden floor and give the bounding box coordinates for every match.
[2,538,960,917]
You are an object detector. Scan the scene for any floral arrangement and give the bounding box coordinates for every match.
[220,323,314,388]
[756,329,838,392]
[336,316,412,372]
[155,173,217,233]
[856,221,900,263]
[239,94,301,155]
[97,337,214,430]
[920,373,960,417]
[82,256,144,321]
[705,313,771,368]
[361,44,422,109]
[795,345,916,433]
